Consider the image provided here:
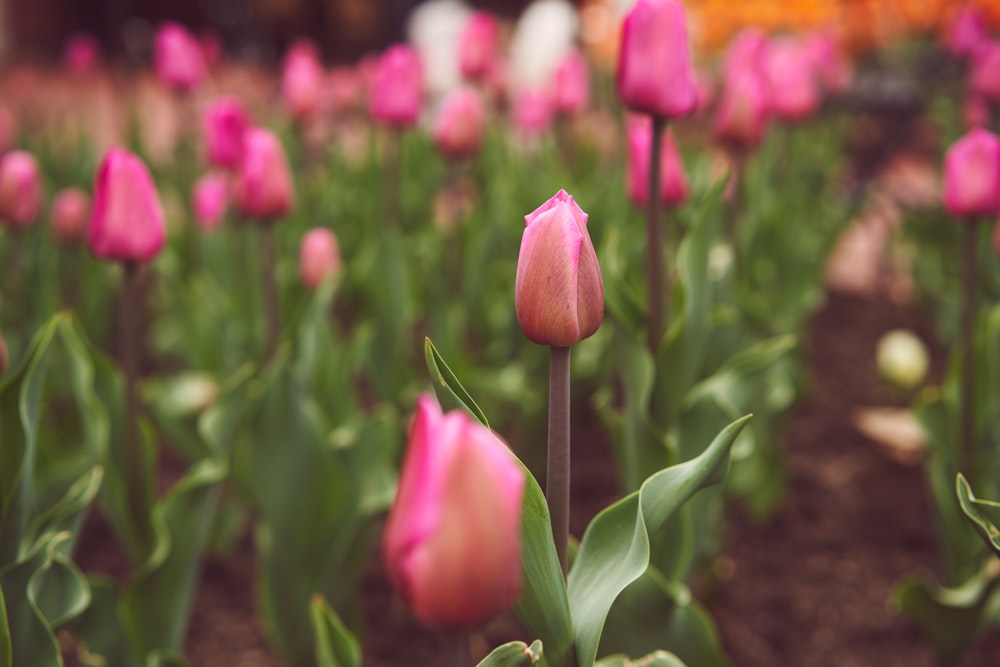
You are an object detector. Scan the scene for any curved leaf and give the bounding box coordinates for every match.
[478,639,544,667]
[567,416,751,667]
[424,337,489,428]
[956,474,1000,558]
[595,651,686,667]
[311,594,361,667]
[0,586,10,667]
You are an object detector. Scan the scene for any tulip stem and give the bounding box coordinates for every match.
[959,221,978,475]
[646,115,667,353]
[121,260,149,553]
[548,345,571,574]
[447,632,471,667]
[260,223,280,361]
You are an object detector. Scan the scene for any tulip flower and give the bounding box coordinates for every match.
[723,28,769,77]
[713,66,770,152]
[191,172,229,231]
[281,45,325,122]
[616,0,698,119]
[202,96,249,170]
[946,6,989,58]
[943,128,1000,220]
[50,187,91,244]
[804,31,853,96]
[88,148,166,262]
[970,40,1000,103]
[234,127,295,222]
[513,88,555,138]
[0,151,41,229]
[627,117,689,208]
[762,37,820,122]
[383,395,524,630]
[516,190,603,347]
[554,50,590,116]
[370,44,423,127]
[433,87,486,160]
[299,227,341,290]
[459,11,499,81]
[64,32,100,74]
[328,66,364,115]
[963,93,990,129]
[153,22,206,91]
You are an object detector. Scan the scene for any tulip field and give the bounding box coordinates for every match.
[2,0,1000,665]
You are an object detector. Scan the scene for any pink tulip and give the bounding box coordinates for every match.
[554,50,590,116]
[970,40,1000,103]
[946,6,989,58]
[616,0,698,118]
[281,45,325,122]
[64,33,100,74]
[0,151,41,229]
[88,148,166,262]
[234,127,295,221]
[154,22,206,91]
[433,88,486,160]
[627,117,689,208]
[762,37,820,122]
[943,128,1000,220]
[382,395,524,630]
[724,28,769,76]
[513,88,554,137]
[515,190,604,347]
[199,29,223,69]
[964,93,991,129]
[804,31,853,96]
[298,227,341,290]
[713,66,770,152]
[459,11,500,81]
[370,44,423,127]
[202,96,249,170]
[328,66,364,115]
[191,172,229,231]
[50,187,91,244]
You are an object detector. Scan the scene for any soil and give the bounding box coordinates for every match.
[67,289,1000,666]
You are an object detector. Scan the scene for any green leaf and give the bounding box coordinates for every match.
[595,651,686,667]
[956,474,1000,558]
[567,415,751,667]
[477,639,544,666]
[121,458,227,656]
[310,595,361,667]
[72,577,137,667]
[424,337,490,428]
[0,584,10,667]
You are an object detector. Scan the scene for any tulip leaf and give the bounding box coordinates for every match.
[594,651,686,667]
[0,586,10,667]
[956,474,1000,558]
[71,577,138,667]
[477,639,544,666]
[567,415,751,667]
[310,594,361,667]
[424,337,490,428]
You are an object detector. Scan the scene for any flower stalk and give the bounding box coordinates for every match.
[646,116,667,352]
[548,345,572,573]
[960,221,978,475]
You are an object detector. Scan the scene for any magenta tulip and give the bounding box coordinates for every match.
[191,172,229,231]
[298,227,341,290]
[153,22,206,91]
[804,31,852,96]
[515,190,604,347]
[513,88,554,137]
[459,11,499,81]
[382,395,524,630]
[554,50,590,116]
[943,128,1000,220]
[616,0,698,119]
[762,37,820,122]
[0,151,41,229]
[234,128,295,222]
[64,33,100,74]
[946,6,989,58]
[370,44,423,127]
[88,148,166,262]
[970,40,1000,103]
[433,87,486,160]
[713,66,770,152]
[50,187,91,244]
[627,117,689,208]
[281,45,325,122]
[202,96,249,170]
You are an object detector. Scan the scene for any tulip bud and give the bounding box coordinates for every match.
[459,11,499,81]
[299,227,341,290]
[328,66,364,116]
[513,88,554,138]
[616,0,697,119]
[554,50,590,116]
[154,22,206,91]
[191,172,229,231]
[383,395,524,630]
[234,127,295,222]
[515,190,604,347]
[943,128,1000,220]
[945,6,988,58]
[964,93,991,129]
[433,87,486,160]
[0,151,41,229]
[50,187,91,244]
[626,117,689,208]
[804,31,853,96]
[713,67,770,152]
[877,329,929,390]
[370,44,423,127]
[970,40,1000,103]
[88,148,166,262]
[762,37,820,122]
[64,32,100,74]
[281,45,325,122]
[202,96,249,170]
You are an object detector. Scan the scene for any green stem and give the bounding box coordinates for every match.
[388,127,403,228]
[260,223,280,361]
[959,221,978,475]
[121,261,147,548]
[646,115,667,353]
[448,631,470,667]
[548,345,571,574]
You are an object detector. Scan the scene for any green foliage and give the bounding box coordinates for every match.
[477,639,545,667]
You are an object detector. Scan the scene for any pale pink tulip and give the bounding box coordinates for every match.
[554,50,590,116]
[50,187,91,244]
[459,11,500,81]
[299,227,341,290]
[433,88,486,160]
[0,151,41,229]
[191,172,229,231]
